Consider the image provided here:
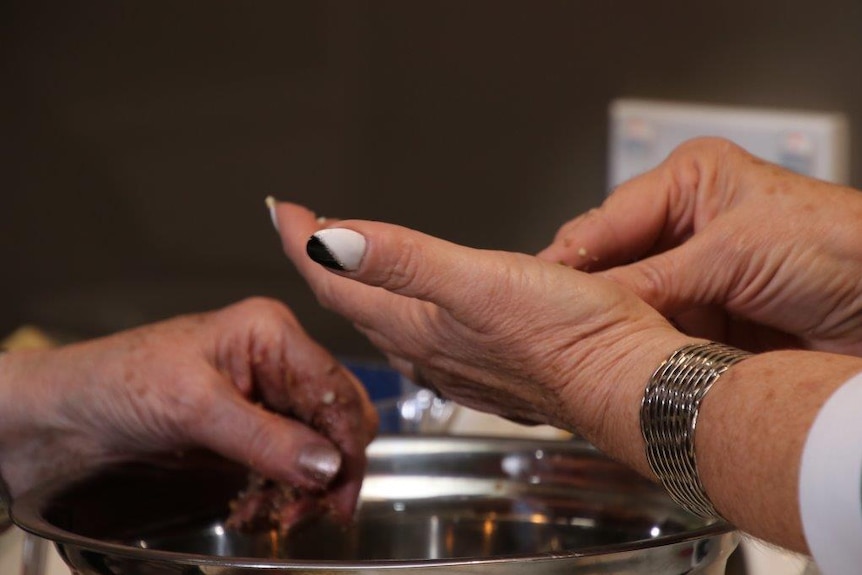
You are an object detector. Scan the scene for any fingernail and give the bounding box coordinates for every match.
[306,228,367,271]
[298,443,342,484]
[264,196,278,230]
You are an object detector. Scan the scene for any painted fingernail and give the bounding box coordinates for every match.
[298,443,342,484]
[306,228,367,271]
[264,196,278,230]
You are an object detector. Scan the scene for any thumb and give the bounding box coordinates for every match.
[598,239,731,316]
[192,392,343,492]
[304,221,519,316]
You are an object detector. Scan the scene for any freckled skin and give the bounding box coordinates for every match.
[268,139,862,553]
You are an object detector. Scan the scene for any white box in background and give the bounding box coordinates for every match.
[608,99,850,190]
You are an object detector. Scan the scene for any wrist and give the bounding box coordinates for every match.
[0,348,69,498]
[641,341,753,518]
[562,326,703,478]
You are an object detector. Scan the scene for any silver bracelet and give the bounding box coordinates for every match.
[640,342,752,518]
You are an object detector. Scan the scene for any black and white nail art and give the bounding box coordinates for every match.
[306,228,367,271]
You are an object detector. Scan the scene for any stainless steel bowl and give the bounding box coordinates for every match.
[11,436,737,574]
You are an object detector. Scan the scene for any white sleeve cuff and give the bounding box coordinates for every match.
[799,371,862,575]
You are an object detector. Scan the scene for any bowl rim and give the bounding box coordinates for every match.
[10,435,737,569]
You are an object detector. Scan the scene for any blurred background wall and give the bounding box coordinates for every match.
[2,0,861,356]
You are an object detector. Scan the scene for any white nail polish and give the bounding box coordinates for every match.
[264,196,278,229]
[306,228,367,271]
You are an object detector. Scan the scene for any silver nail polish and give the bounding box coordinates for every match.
[298,444,341,483]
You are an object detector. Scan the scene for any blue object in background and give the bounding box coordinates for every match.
[341,358,405,433]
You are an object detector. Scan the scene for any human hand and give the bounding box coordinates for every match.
[270,201,695,471]
[539,137,862,355]
[0,298,377,524]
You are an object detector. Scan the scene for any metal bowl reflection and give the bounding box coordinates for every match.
[11,436,737,574]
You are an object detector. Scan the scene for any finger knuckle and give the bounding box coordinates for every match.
[629,260,668,303]
[235,296,289,318]
[381,236,425,293]
[236,298,301,332]
[242,418,285,470]
[672,136,740,159]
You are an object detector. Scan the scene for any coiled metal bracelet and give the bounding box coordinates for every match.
[640,342,752,518]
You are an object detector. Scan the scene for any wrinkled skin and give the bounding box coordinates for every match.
[539,137,862,356]
[268,138,862,448]
[267,137,862,555]
[272,202,690,452]
[0,297,378,527]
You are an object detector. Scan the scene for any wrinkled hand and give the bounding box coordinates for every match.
[272,201,692,464]
[0,298,377,522]
[539,137,862,355]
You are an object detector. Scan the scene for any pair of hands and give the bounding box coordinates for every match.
[273,137,862,448]
[5,137,859,533]
[541,137,862,357]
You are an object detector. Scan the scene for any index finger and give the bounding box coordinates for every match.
[538,164,680,269]
[537,137,736,269]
